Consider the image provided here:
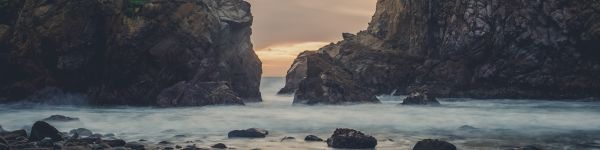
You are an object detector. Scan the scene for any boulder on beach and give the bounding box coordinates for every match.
[280,136,296,142]
[69,128,93,137]
[326,128,377,149]
[413,139,456,150]
[103,139,126,147]
[42,115,79,122]
[212,143,227,149]
[0,129,27,140]
[304,135,323,142]
[228,128,269,138]
[29,121,63,141]
[401,90,440,105]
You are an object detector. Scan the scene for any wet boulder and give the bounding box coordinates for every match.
[42,115,79,122]
[211,143,227,149]
[412,139,456,150]
[228,128,269,138]
[103,139,126,147]
[29,121,63,141]
[69,128,93,137]
[304,135,323,142]
[401,90,440,105]
[326,128,377,149]
[125,142,145,150]
[0,129,27,140]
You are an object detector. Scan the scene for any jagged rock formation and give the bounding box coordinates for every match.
[282,0,600,101]
[292,52,379,105]
[0,0,262,106]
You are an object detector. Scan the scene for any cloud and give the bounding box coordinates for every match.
[246,0,377,76]
[247,0,377,50]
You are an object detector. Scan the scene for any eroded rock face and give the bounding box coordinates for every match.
[282,0,600,100]
[0,0,262,106]
[292,52,380,105]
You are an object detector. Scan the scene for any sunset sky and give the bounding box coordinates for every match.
[246,0,377,77]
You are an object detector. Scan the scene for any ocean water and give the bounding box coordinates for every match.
[0,77,599,150]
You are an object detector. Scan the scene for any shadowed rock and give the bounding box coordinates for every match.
[69,128,93,137]
[413,139,456,150]
[42,115,79,122]
[281,0,600,100]
[211,143,227,149]
[304,135,323,142]
[326,128,377,149]
[157,81,244,107]
[29,121,63,141]
[401,90,440,105]
[292,52,380,105]
[228,128,268,138]
[0,0,262,106]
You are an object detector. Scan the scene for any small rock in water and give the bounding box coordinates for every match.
[511,145,543,150]
[401,90,440,105]
[280,136,296,142]
[42,115,79,122]
[29,121,64,141]
[413,139,456,150]
[90,133,103,138]
[125,142,145,150]
[174,134,187,138]
[104,133,115,137]
[0,125,5,132]
[326,128,377,149]
[457,125,478,131]
[228,128,269,138]
[69,128,93,136]
[103,139,127,147]
[211,143,227,149]
[159,141,172,145]
[175,145,182,149]
[304,135,323,142]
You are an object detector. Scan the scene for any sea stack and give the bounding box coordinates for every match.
[0,0,262,106]
[281,0,600,102]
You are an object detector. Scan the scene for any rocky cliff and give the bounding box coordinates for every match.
[0,0,262,106]
[282,0,600,102]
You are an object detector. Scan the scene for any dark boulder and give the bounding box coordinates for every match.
[412,139,456,150]
[211,143,227,149]
[29,121,63,141]
[326,128,377,149]
[293,52,380,105]
[69,128,93,137]
[125,142,145,150]
[42,115,79,122]
[401,90,440,105]
[228,128,269,138]
[103,139,126,147]
[304,135,323,142]
[0,129,27,140]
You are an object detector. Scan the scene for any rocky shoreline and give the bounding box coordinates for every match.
[0,120,456,150]
[1,116,553,150]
